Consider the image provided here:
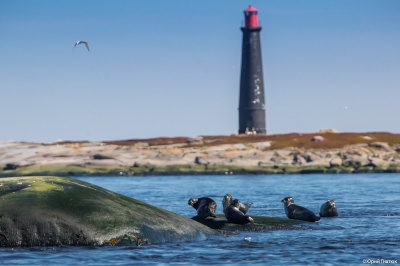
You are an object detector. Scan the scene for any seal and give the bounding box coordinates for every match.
[222,194,233,215]
[222,194,253,215]
[319,200,338,217]
[225,199,254,225]
[281,196,320,222]
[188,197,217,218]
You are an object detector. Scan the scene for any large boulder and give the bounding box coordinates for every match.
[342,154,370,168]
[369,142,393,152]
[0,176,214,247]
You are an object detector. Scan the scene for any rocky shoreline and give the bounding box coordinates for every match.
[2,132,400,177]
[0,176,303,247]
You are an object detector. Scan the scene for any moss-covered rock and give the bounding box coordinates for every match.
[0,176,215,247]
[191,214,304,232]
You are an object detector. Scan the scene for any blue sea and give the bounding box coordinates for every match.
[1,174,399,265]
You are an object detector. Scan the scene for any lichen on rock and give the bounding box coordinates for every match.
[0,176,214,247]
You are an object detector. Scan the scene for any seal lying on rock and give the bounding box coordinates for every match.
[188,197,217,218]
[225,199,254,225]
[319,200,338,217]
[222,194,253,215]
[281,197,320,222]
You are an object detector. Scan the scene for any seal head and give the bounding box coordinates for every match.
[222,194,233,215]
[281,196,320,222]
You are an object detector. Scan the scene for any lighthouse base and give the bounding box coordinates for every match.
[238,109,266,135]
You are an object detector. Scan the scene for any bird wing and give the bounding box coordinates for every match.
[82,41,90,51]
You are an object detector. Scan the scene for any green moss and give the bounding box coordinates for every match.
[192,214,304,232]
[386,165,400,172]
[0,176,215,247]
[2,162,400,178]
[252,216,304,226]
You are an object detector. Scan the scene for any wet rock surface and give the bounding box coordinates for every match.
[191,214,304,232]
[0,176,214,247]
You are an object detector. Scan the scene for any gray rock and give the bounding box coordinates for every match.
[342,154,370,168]
[395,146,400,153]
[293,154,307,165]
[370,142,392,152]
[3,163,18,170]
[92,154,114,160]
[194,156,209,165]
[187,137,204,145]
[319,128,337,133]
[311,136,325,142]
[368,157,391,167]
[0,176,214,247]
[251,142,271,150]
[258,160,274,167]
[299,152,319,162]
[134,142,149,148]
[329,157,343,167]
[304,157,331,167]
[133,162,141,167]
[230,144,248,150]
[270,156,293,166]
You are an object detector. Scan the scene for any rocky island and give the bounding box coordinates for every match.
[2,132,400,247]
[2,132,400,177]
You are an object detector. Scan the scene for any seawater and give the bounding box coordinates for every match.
[1,174,399,265]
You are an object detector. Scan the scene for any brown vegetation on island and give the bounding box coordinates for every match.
[2,132,400,176]
[105,132,400,150]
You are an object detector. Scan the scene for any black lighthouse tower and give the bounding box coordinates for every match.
[238,5,266,134]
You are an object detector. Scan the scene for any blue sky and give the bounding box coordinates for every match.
[1,1,399,142]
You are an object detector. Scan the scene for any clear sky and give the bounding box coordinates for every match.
[1,1,399,143]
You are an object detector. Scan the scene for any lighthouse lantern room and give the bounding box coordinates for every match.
[244,5,259,28]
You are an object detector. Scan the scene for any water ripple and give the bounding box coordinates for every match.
[1,174,399,265]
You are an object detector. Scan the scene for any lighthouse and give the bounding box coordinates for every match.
[238,5,266,134]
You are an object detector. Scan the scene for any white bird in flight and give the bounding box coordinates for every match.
[74,40,90,51]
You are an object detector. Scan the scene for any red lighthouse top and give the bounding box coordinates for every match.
[244,5,258,28]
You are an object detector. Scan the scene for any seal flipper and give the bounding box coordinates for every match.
[239,202,253,214]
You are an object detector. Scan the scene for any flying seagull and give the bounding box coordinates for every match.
[74,40,90,51]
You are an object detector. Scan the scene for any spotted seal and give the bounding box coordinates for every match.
[319,200,338,217]
[188,197,217,218]
[222,194,253,215]
[225,199,254,225]
[281,196,320,222]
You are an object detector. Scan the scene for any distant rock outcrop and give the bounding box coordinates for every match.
[319,128,337,133]
[1,133,400,175]
[311,136,325,142]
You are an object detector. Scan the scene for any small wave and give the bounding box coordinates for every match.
[318,245,341,250]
